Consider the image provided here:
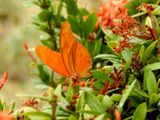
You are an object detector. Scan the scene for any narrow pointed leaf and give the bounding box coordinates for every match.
[118,80,136,111]
[85,92,105,114]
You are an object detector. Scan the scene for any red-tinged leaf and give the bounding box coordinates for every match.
[0,71,8,90]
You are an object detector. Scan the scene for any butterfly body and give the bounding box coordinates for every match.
[36,21,92,79]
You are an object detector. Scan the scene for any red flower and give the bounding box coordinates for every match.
[96,0,129,28]
[0,71,8,90]
[0,111,14,120]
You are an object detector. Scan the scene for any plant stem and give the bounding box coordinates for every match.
[48,20,57,50]
[50,95,57,120]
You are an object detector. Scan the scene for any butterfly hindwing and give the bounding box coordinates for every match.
[74,42,92,77]
[60,22,92,78]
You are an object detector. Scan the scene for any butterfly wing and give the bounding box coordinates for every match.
[60,22,92,78]
[60,21,77,75]
[74,42,92,77]
[36,46,70,77]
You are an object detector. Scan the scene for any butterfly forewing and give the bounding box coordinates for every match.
[36,46,70,77]
[60,22,77,75]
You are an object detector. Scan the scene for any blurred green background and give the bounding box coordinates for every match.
[0,0,41,106]
[0,0,106,106]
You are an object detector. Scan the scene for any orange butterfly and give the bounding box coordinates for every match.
[36,21,92,79]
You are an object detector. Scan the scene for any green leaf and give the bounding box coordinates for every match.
[93,81,104,89]
[92,39,102,57]
[66,80,74,103]
[102,95,114,110]
[85,92,106,114]
[145,70,157,95]
[124,59,132,73]
[69,115,77,120]
[143,69,148,90]
[37,64,50,85]
[142,62,160,71]
[121,48,132,62]
[132,102,147,120]
[54,84,62,98]
[149,93,159,107]
[65,0,78,16]
[68,15,82,34]
[23,107,51,120]
[132,11,147,18]
[94,54,120,62]
[125,0,140,15]
[57,1,63,17]
[92,71,113,83]
[118,80,136,111]
[132,88,149,99]
[38,10,51,22]
[95,113,110,120]
[83,13,97,38]
[76,92,85,112]
[139,45,145,63]
[0,100,4,110]
[153,6,160,15]
[142,41,157,64]
[111,94,122,102]
[145,16,152,27]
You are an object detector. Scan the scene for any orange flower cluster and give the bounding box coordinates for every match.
[23,98,39,109]
[100,68,123,94]
[112,16,135,53]
[0,111,14,120]
[96,0,129,28]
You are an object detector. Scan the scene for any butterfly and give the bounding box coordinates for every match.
[35,21,92,79]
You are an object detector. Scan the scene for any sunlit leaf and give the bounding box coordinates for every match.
[121,48,132,62]
[139,45,145,63]
[118,80,136,111]
[132,102,147,120]
[142,62,160,71]
[142,41,157,64]
[102,95,114,110]
[149,93,159,107]
[66,80,74,103]
[85,92,106,114]
[145,70,157,95]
